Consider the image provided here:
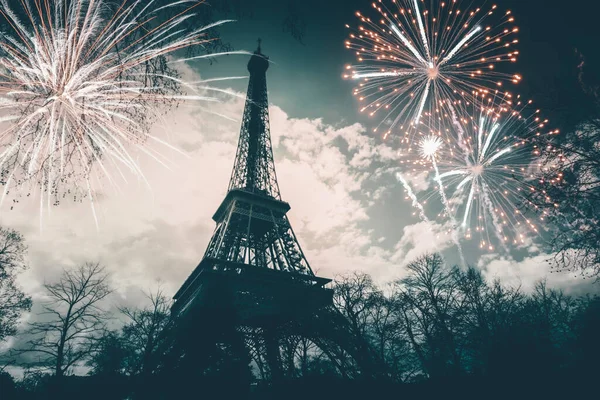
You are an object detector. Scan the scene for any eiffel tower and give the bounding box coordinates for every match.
[170,41,380,383]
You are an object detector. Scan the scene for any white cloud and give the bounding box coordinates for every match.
[391,221,455,266]
[403,170,432,193]
[479,253,595,294]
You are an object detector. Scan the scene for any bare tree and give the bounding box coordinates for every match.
[18,263,111,377]
[332,272,413,379]
[333,272,381,338]
[119,288,172,376]
[0,227,31,343]
[368,292,412,381]
[530,281,580,351]
[293,337,324,377]
[453,268,524,375]
[531,54,600,279]
[394,254,465,378]
[532,119,600,278]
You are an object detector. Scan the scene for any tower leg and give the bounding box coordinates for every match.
[264,328,284,383]
[290,306,384,379]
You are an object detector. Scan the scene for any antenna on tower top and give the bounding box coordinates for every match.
[257,38,262,53]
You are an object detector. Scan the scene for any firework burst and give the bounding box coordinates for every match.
[0,0,238,223]
[421,92,557,251]
[344,0,521,141]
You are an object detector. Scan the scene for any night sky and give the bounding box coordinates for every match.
[200,0,600,129]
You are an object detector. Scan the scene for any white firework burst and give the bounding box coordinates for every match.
[432,93,555,250]
[0,0,239,222]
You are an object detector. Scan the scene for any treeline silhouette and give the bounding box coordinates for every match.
[1,254,598,400]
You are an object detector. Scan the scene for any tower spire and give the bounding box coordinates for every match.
[227,40,280,198]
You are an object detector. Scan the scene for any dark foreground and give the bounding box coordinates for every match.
[0,373,595,400]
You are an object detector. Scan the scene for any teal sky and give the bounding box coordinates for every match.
[197,0,600,129]
[191,4,361,125]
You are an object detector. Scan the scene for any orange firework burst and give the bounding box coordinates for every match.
[343,0,521,142]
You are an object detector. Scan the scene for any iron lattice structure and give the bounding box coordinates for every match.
[228,41,281,199]
[168,42,383,382]
[173,43,328,319]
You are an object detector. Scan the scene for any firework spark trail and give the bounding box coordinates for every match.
[390,23,426,65]
[420,135,466,266]
[439,26,482,66]
[415,78,431,125]
[480,123,500,163]
[486,146,512,165]
[432,159,466,266]
[449,102,471,165]
[398,171,453,265]
[455,118,513,241]
[351,70,413,80]
[345,0,521,139]
[397,172,430,224]
[482,184,510,252]
[461,177,476,228]
[411,0,431,62]
[0,0,244,223]
[446,100,511,247]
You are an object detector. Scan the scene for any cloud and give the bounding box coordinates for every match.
[479,253,596,294]
[391,221,455,265]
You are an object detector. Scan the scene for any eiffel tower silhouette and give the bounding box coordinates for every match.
[170,41,380,382]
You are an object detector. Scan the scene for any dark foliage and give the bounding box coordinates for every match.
[531,54,600,278]
[0,228,31,343]
[3,254,597,400]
